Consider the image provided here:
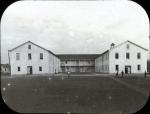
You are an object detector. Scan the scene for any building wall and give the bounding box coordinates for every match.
[95,52,109,73]
[109,42,147,73]
[9,42,60,75]
[52,56,61,73]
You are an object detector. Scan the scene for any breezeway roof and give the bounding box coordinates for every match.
[57,54,101,60]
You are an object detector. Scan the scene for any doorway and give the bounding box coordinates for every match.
[62,67,65,73]
[27,66,32,75]
[125,66,131,74]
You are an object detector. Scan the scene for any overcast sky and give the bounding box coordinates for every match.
[1,0,149,64]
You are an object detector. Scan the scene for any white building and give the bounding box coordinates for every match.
[95,40,148,74]
[8,41,60,76]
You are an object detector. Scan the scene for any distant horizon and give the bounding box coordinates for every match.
[1,39,149,65]
[1,1,149,64]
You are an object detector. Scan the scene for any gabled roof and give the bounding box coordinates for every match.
[8,41,57,57]
[111,40,148,51]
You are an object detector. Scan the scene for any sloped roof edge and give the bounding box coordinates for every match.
[8,41,57,57]
[110,40,148,51]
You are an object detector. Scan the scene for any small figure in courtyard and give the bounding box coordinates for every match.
[68,71,71,78]
[144,71,147,78]
[116,70,118,77]
[121,70,124,78]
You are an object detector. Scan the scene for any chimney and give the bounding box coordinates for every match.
[110,43,115,49]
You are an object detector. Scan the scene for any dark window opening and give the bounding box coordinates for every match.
[115,65,119,71]
[137,65,141,71]
[115,53,119,59]
[39,66,42,71]
[28,53,32,60]
[28,45,31,49]
[18,67,20,71]
[137,53,141,59]
[40,53,43,59]
[126,53,130,59]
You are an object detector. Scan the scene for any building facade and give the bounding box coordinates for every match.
[8,41,60,75]
[8,40,148,75]
[95,40,148,74]
[57,54,100,73]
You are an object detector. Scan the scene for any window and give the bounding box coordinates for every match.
[16,53,20,60]
[115,65,119,71]
[18,67,20,71]
[126,53,130,59]
[137,65,141,71]
[137,53,141,59]
[39,66,42,71]
[40,53,43,59]
[28,45,31,49]
[126,44,130,49]
[65,61,67,64]
[28,53,32,60]
[115,53,119,59]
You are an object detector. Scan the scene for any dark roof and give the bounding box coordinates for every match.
[1,64,10,68]
[100,50,109,56]
[95,50,109,59]
[57,54,101,60]
[9,41,58,57]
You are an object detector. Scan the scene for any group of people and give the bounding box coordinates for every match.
[115,70,147,78]
[115,70,124,77]
[67,70,148,78]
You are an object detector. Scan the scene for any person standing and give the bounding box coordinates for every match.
[144,71,147,78]
[121,70,124,78]
[116,70,118,77]
[68,71,71,78]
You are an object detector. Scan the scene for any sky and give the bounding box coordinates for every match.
[1,0,150,64]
